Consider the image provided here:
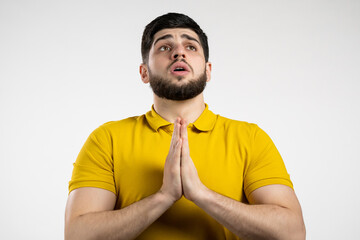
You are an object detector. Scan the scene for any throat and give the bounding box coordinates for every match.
[153,94,206,124]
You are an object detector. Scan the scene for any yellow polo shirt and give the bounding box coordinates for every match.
[69,104,292,240]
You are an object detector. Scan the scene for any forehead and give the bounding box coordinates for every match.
[153,28,200,44]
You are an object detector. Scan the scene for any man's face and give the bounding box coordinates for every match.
[141,28,211,100]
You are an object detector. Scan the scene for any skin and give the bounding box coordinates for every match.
[65,28,306,240]
[140,28,212,123]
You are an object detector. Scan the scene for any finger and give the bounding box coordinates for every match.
[174,118,181,140]
[170,118,181,149]
[180,119,188,138]
[181,123,190,160]
[169,120,183,164]
[175,138,182,163]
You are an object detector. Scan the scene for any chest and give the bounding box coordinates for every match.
[112,129,249,208]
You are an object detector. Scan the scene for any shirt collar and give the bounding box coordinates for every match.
[145,103,217,132]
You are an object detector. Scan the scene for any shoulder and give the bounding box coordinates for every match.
[212,115,274,148]
[101,115,146,129]
[215,115,260,136]
[90,114,148,139]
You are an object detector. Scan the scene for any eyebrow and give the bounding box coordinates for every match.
[153,33,200,46]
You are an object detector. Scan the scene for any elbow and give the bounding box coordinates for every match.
[277,213,306,240]
[295,213,306,240]
[287,208,306,240]
[291,226,306,240]
[64,219,71,240]
[65,216,102,240]
[65,225,89,240]
[288,218,306,240]
[65,217,79,240]
[64,226,72,240]
[278,224,305,240]
[64,222,77,240]
[297,221,306,240]
[65,217,92,240]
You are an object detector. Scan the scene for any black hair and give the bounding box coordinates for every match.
[141,12,209,63]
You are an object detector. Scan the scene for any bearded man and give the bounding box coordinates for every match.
[65,13,305,240]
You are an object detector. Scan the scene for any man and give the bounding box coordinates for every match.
[65,13,305,240]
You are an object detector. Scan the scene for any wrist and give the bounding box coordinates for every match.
[192,184,211,205]
[156,190,177,207]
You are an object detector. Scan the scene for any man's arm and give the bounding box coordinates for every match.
[179,120,306,240]
[65,188,174,240]
[64,119,184,240]
[191,185,305,240]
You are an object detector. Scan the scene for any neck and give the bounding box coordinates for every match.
[153,94,206,123]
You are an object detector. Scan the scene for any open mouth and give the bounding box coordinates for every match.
[174,67,186,72]
[170,61,191,76]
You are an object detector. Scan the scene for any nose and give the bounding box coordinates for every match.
[172,45,186,60]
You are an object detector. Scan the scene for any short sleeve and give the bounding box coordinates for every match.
[244,125,293,197]
[68,125,116,195]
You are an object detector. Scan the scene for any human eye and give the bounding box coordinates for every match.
[186,45,197,51]
[159,45,171,51]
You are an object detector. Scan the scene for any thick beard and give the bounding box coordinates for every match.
[149,70,207,101]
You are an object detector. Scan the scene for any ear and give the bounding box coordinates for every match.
[139,63,149,84]
[205,62,212,82]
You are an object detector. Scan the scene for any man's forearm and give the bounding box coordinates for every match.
[193,188,305,240]
[65,191,173,240]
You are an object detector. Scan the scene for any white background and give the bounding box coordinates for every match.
[1,0,359,239]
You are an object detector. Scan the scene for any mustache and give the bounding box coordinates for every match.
[167,59,194,72]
